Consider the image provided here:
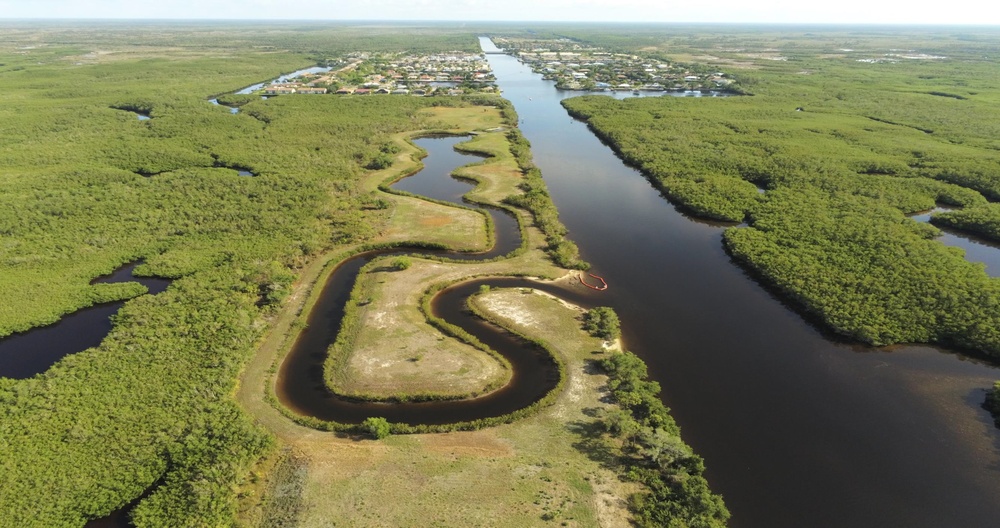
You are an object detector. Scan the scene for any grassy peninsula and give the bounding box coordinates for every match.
[0,24,537,526]
[0,23,719,528]
[240,102,723,523]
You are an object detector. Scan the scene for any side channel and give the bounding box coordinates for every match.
[274,136,576,425]
[0,261,171,379]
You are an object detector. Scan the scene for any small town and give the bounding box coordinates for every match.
[492,36,735,92]
[262,51,498,96]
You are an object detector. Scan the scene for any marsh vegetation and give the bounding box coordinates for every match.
[0,23,540,527]
[561,27,1000,357]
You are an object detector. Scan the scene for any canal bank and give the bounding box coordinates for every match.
[481,36,1000,528]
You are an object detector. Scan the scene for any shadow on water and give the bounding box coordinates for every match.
[0,261,171,380]
[209,99,241,114]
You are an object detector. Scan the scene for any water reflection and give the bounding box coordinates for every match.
[0,261,170,379]
[909,206,1000,277]
[275,136,555,425]
[482,36,1000,528]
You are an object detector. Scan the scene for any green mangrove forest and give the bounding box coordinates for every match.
[561,28,1000,357]
[0,24,498,527]
[0,22,709,528]
[6,20,1000,528]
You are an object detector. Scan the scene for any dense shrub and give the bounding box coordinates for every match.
[583,306,621,340]
[598,352,729,527]
[363,417,392,439]
[0,28,488,525]
[502,131,589,269]
[563,84,1000,358]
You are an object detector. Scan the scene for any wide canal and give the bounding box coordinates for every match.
[481,36,1000,528]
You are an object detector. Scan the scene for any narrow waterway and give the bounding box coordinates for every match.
[0,261,170,379]
[275,136,564,425]
[235,65,332,95]
[910,207,1000,277]
[481,36,1000,528]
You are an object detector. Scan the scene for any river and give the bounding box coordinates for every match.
[481,36,1000,528]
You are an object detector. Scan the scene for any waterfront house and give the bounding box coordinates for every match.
[264,84,298,95]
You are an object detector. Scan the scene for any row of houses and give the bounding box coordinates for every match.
[493,36,734,92]
[333,86,486,96]
[263,83,328,95]
[259,52,501,97]
[329,51,496,92]
[378,52,494,83]
[263,83,480,97]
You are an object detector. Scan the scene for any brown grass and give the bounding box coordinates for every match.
[380,197,487,252]
[286,288,633,528]
[419,215,454,227]
[418,105,505,132]
[237,106,632,527]
[328,257,510,400]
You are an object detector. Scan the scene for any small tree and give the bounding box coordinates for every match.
[365,153,394,170]
[584,306,621,340]
[362,417,391,440]
[598,407,640,439]
[391,256,411,271]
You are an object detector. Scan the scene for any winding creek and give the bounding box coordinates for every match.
[208,65,334,114]
[480,37,1000,528]
[0,262,170,379]
[88,47,1000,526]
[911,207,1000,277]
[275,136,583,424]
[234,66,331,95]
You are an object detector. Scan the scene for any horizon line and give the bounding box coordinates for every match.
[1,18,999,28]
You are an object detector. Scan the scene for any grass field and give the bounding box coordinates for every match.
[253,287,632,528]
[234,102,640,525]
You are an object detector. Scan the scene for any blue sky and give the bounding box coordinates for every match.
[0,0,997,25]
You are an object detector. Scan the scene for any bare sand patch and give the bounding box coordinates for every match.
[238,106,632,526]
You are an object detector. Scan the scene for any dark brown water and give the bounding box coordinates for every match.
[395,136,483,201]
[481,36,1000,528]
[84,505,133,528]
[0,261,170,379]
[275,136,568,425]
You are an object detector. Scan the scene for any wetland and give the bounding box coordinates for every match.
[482,35,1000,528]
[4,22,1000,528]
